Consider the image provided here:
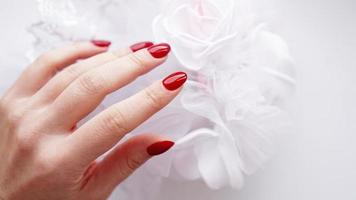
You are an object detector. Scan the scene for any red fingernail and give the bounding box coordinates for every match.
[148,43,171,58]
[162,71,187,91]
[147,141,175,156]
[130,41,154,52]
[91,40,111,47]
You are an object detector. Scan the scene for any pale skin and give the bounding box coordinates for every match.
[0,41,183,200]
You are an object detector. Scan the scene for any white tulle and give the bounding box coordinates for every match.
[0,0,296,199]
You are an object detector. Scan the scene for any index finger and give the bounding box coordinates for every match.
[63,72,187,166]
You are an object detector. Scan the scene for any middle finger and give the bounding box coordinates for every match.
[49,43,171,130]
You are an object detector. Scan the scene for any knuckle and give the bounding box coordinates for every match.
[125,155,143,172]
[15,132,38,154]
[35,147,71,176]
[99,106,130,135]
[6,108,25,130]
[77,73,107,95]
[143,87,163,110]
[62,64,82,80]
[35,146,71,177]
[2,98,33,136]
[127,53,147,72]
[34,155,58,176]
[118,153,144,179]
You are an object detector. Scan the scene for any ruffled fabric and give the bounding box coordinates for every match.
[147,0,295,191]
[153,0,255,71]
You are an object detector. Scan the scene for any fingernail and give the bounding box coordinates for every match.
[130,41,154,52]
[148,43,171,58]
[147,141,175,156]
[162,71,187,91]
[91,40,111,47]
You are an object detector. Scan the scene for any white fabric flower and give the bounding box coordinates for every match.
[138,0,296,191]
[153,0,255,71]
[178,69,292,189]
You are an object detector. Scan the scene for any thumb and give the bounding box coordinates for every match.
[79,134,174,199]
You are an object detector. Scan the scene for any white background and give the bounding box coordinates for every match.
[0,0,356,199]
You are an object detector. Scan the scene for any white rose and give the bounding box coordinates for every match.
[153,0,255,71]
[146,0,296,191]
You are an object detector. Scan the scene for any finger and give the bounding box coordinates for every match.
[33,41,154,103]
[65,72,187,165]
[79,134,174,198]
[8,41,111,97]
[50,43,171,129]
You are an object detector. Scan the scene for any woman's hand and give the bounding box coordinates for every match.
[0,40,187,200]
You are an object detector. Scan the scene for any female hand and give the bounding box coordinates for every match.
[0,40,187,200]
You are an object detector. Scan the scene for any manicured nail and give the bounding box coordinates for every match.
[148,43,171,58]
[130,41,154,52]
[147,141,175,156]
[162,71,187,91]
[91,40,111,47]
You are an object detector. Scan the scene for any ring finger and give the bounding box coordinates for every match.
[33,41,154,103]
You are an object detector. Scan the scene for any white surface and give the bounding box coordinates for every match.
[1,0,356,199]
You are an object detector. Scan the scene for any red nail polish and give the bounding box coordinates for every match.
[130,41,154,52]
[148,43,171,58]
[147,141,175,156]
[162,72,187,91]
[91,40,111,47]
